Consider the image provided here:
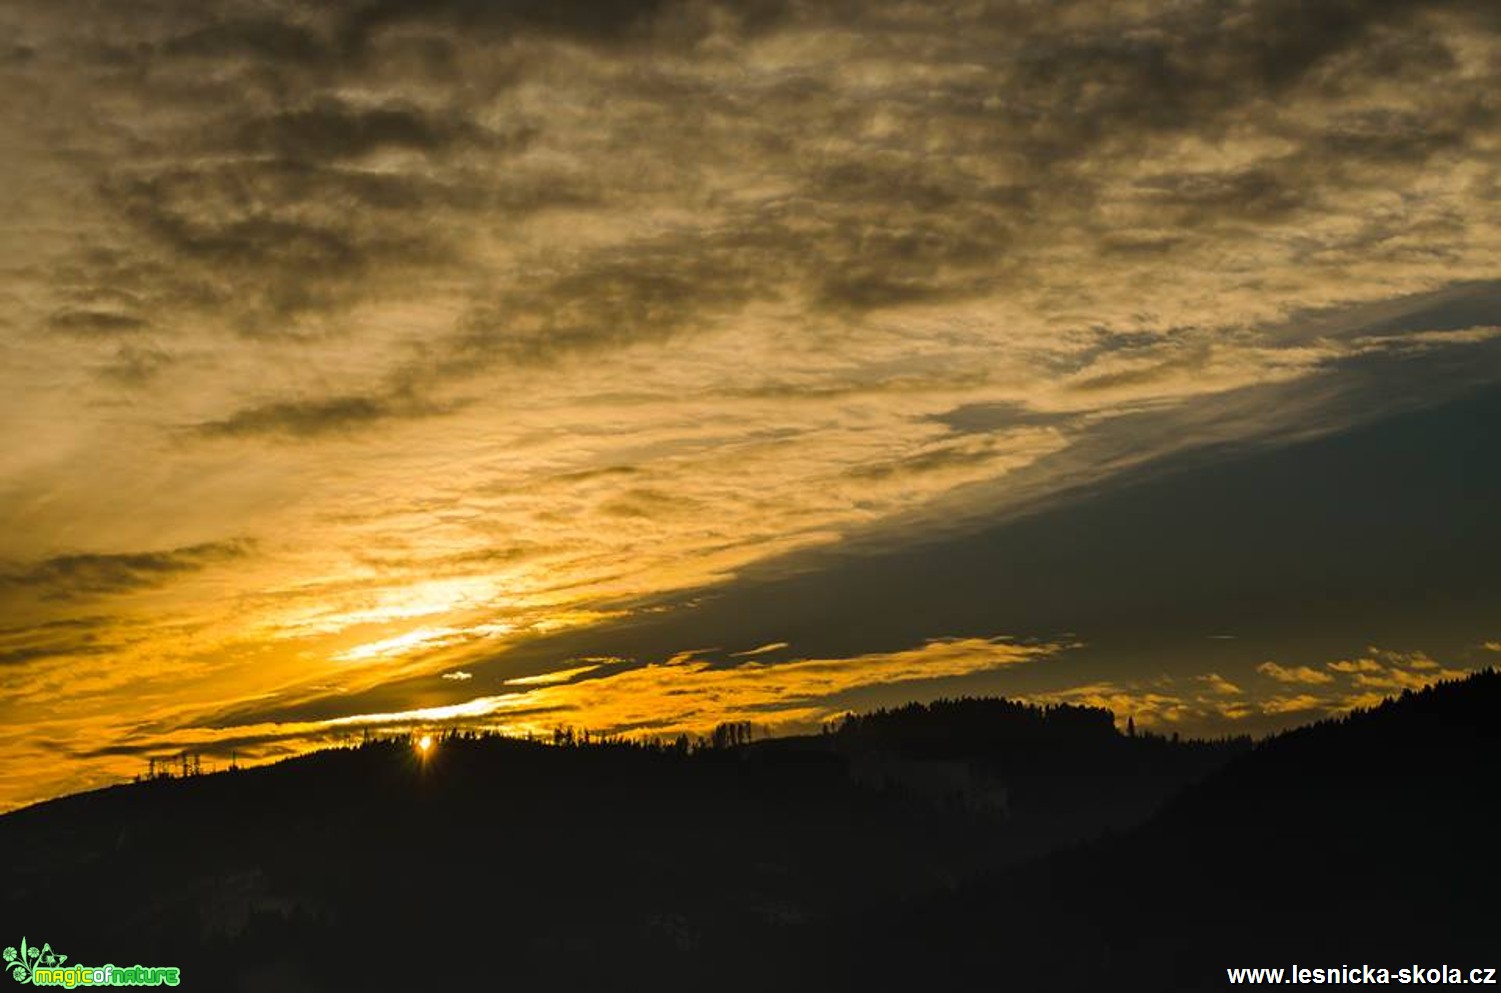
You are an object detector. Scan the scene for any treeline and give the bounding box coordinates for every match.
[547,719,758,752]
[825,694,1251,760]
[344,718,762,758]
[300,693,1255,776]
[829,696,1120,741]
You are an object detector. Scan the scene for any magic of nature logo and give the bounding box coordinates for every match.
[5,938,180,988]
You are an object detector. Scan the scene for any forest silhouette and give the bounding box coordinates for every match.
[3,674,1497,991]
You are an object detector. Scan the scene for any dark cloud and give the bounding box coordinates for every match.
[0,617,118,668]
[933,403,1076,437]
[2,43,36,66]
[160,17,333,66]
[196,392,457,439]
[1318,106,1467,161]
[232,98,533,164]
[845,443,1001,482]
[1067,343,1219,395]
[46,309,149,337]
[599,487,699,518]
[451,236,777,365]
[335,0,691,51]
[995,0,1474,143]
[0,645,94,666]
[106,165,431,270]
[1352,282,1501,338]
[10,0,1494,374]
[97,343,173,386]
[1131,169,1307,224]
[0,540,253,600]
[97,160,463,328]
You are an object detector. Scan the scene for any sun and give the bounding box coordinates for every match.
[416,734,433,755]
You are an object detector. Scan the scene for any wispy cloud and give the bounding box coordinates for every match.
[0,540,252,601]
[1197,673,1244,696]
[731,642,790,658]
[1256,661,1335,685]
[1037,646,1482,735]
[503,663,610,687]
[9,636,1062,804]
[195,393,458,440]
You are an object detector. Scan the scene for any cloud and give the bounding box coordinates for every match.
[333,0,687,51]
[47,309,149,337]
[231,98,526,165]
[1198,673,1244,696]
[332,626,466,663]
[731,642,789,658]
[195,392,456,440]
[502,662,611,687]
[0,617,119,668]
[373,636,1060,736]
[0,540,252,601]
[440,670,472,681]
[97,343,173,385]
[450,236,775,366]
[1347,654,1468,691]
[1327,657,1385,674]
[1037,645,1486,735]
[1259,693,1330,716]
[11,0,1496,355]
[1257,661,1336,685]
[70,636,1065,764]
[1031,683,1202,729]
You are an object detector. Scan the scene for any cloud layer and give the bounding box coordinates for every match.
[1037,646,1481,737]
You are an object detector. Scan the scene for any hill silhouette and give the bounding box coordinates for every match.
[835,670,1501,992]
[3,677,1494,991]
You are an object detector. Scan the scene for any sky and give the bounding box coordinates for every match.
[1,0,1499,810]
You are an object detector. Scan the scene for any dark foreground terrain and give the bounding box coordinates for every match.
[840,670,1501,991]
[4,675,1497,992]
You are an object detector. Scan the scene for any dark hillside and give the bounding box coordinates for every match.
[843,670,1501,992]
[1,702,1243,991]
